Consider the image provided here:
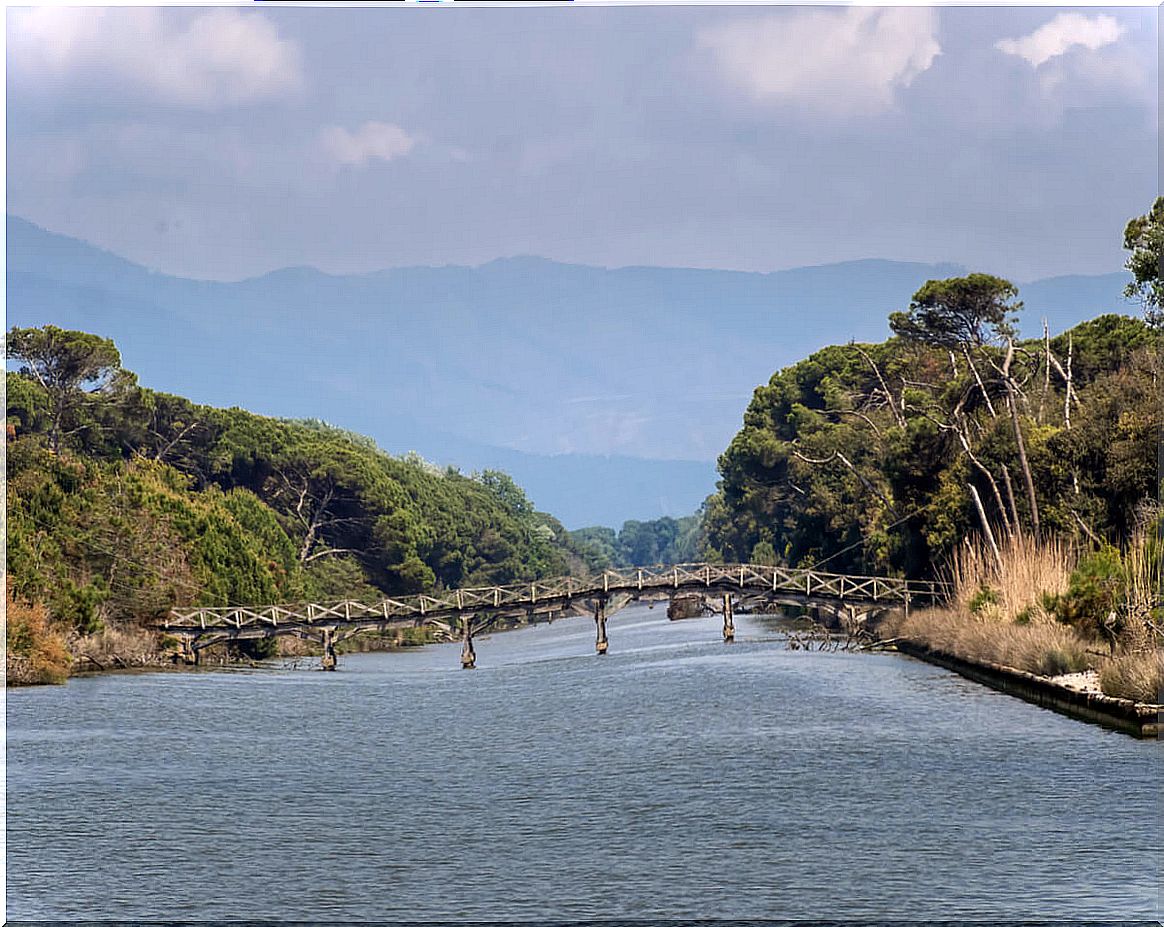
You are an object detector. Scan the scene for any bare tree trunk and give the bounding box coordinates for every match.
[962,344,997,418]
[854,344,906,429]
[968,483,1004,571]
[951,423,1013,537]
[1000,464,1021,539]
[1001,340,1040,536]
[1039,318,1050,425]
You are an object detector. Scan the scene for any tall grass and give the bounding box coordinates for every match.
[883,607,1095,676]
[1099,650,1164,703]
[947,532,1072,623]
[1120,515,1163,653]
[882,533,1096,677]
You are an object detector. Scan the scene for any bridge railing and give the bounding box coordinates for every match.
[161,563,950,633]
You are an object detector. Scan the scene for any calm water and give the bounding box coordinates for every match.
[6,605,1161,920]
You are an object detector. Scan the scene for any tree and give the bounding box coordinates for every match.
[891,275,1040,535]
[889,274,1020,349]
[1123,196,1164,327]
[6,326,131,453]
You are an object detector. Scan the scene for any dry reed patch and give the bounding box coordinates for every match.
[883,607,1096,677]
[949,533,1072,622]
[71,624,167,670]
[6,581,71,685]
[1099,650,1164,704]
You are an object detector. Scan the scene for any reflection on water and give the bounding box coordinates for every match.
[6,605,1159,920]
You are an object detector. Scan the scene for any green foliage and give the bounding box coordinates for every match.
[570,514,703,568]
[1052,545,1126,633]
[6,325,135,453]
[6,327,592,640]
[889,274,1021,347]
[705,311,1158,580]
[968,585,1000,616]
[1123,196,1164,326]
[750,541,778,566]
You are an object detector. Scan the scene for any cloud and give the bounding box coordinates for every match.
[321,122,418,166]
[697,8,940,113]
[995,14,1125,68]
[6,7,301,108]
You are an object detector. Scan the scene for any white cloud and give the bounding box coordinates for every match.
[995,14,1125,68]
[7,7,301,108]
[697,8,940,113]
[321,122,418,166]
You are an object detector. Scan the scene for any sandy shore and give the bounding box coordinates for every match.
[1048,669,1104,694]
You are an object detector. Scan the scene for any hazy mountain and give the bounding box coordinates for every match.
[5,215,1135,527]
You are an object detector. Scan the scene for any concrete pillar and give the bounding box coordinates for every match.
[178,637,197,666]
[460,617,476,669]
[722,593,735,643]
[321,628,338,671]
[595,600,609,655]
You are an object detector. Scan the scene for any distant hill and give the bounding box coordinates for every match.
[5,214,1134,526]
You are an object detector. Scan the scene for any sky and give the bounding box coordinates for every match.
[5,5,1159,283]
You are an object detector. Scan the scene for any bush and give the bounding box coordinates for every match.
[6,580,71,685]
[968,585,1000,616]
[1099,650,1164,703]
[1053,545,1125,628]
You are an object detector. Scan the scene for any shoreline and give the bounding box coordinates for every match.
[12,611,1163,738]
[893,639,1161,738]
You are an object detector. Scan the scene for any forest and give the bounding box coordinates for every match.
[570,515,702,571]
[5,338,594,680]
[701,198,1162,700]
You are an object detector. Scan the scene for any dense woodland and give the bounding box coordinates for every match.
[702,310,1158,578]
[570,515,702,571]
[5,340,592,654]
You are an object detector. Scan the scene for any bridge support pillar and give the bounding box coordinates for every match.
[595,600,608,655]
[177,637,198,666]
[460,618,476,669]
[320,628,338,671]
[722,593,735,643]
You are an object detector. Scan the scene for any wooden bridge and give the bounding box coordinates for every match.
[160,563,948,669]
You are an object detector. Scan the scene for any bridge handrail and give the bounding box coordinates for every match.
[161,562,951,630]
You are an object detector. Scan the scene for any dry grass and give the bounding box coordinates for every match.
[71,624,169,670]
[1120,518,1163,652]
[6,581,71,685]
[883,606,1096,677]
[1099,650,1164,704]
[948,532,1072,623]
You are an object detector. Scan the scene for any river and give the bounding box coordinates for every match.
[6,604,1160,920]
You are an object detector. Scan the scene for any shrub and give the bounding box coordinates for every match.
[1099,650,1164,703]
[1053,545,1125,628]
[968,585,1000,616]
[6,580,71,685]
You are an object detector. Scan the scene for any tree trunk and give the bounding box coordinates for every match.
[968,483,1004,571]
[1002,341,1040,537]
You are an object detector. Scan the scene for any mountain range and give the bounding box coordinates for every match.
[5,214,1135,527]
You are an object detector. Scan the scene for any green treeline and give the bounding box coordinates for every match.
[702,311,1158,578]
[570,514,703,569]
[5,330,590,647]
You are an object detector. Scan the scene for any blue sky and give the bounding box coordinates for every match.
[6,5,1158,283]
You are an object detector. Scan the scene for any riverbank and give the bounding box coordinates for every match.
[893,638,1160,738]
